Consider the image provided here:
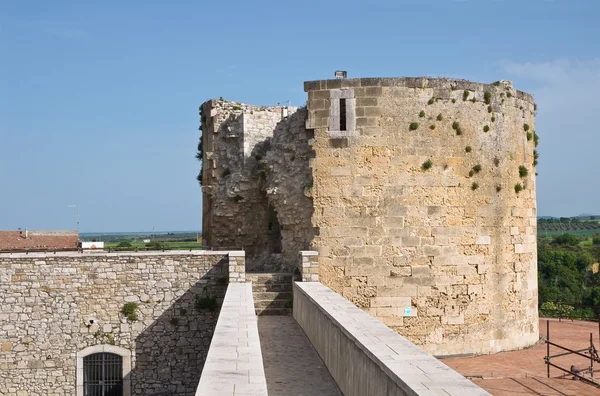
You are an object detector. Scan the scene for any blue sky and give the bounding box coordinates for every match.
[1,0,598,232]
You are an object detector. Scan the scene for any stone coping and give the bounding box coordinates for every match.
[0,250,244,259]
[303,77,534,103]
[195,283,267,396]
[294,282,490,396]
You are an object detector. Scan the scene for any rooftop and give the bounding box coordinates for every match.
[0,230,79,252]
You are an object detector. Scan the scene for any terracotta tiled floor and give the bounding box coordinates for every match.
[443,319,600,395]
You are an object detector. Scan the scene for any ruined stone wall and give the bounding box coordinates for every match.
[0,251,229,395]
[305,77,539,356]
[200,100,314,272]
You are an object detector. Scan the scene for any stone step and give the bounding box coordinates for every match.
[255,307,292,316]
[251,283,292,293]
[254,298,292,309]
[252,291,292,301]
[246,272,295,285]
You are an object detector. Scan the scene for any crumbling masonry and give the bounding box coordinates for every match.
[199,77,539,356]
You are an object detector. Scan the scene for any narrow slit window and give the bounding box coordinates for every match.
[339,98,347,131]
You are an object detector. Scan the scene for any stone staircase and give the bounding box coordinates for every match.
[247,273,295,316]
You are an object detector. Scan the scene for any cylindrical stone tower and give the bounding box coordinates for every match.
[305,77,538,356]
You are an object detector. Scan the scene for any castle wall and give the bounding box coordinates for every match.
[0,251,229,395]
[305,77,539,356]
[200,100,313,272]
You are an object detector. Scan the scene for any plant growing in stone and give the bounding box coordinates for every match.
[507,92,512,98]
[523,124,530,132]
[526,132,532,141]
[515,183,523,193]
[452,99,456,103]
[484,92,492,104]
[121,302,139,321]
[496,185,502,192]
[429,125,436,130]
[452,121,460,130]
[487,105,492,113]
[470,97,476,103]
[409,122,419,130]
[519,165,528,177]
[428,97,435,105]
[494,157,500,167]
[462,90,470,101]
[436,113,443,121]
[419,110,425,117]
[472,164,482,173]
[471,182,479,190]
[491,116,496,122]
[534,132,539,147]
[465,145,472,153]
[422,159,433,171]
[456,128,463,136]
[469,170,475,177]
[483,125,490,132]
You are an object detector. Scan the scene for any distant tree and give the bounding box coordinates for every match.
[146,240,164,249]
[551,233,579,246]
[116,241,132,248]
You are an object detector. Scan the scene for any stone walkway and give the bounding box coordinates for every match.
[257,316,343,396]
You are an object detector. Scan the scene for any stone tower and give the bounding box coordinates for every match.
[199,77,539,356]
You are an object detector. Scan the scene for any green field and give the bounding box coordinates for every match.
[104,241,202,249]
[538,229,600,238]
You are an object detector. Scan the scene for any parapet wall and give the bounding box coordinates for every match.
[306,77,539,355]
[294,282,490,395]
[0,251,234,395]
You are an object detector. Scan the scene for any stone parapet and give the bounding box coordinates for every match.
[299,250,319,282]
[293,282,490,396]
[228,251,246,283]
[196,283,267,396]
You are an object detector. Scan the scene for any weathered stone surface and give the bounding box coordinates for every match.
[0,251,229,394]
[201,76,538,357]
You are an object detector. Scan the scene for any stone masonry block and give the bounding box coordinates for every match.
[330,166,352,176]
[476,235,491,245]
[411,265,431,278]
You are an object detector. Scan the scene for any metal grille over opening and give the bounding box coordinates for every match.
[83,353,123,396]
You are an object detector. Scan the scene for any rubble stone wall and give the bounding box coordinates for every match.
[0,251,229,395]
[200,100,314,272]
[305,77,539,356]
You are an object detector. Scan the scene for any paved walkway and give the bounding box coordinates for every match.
[257,316,343,396]
[443,319,599,395]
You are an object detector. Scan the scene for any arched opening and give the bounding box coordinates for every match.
[77,345,131,396]
[83,353,123,395]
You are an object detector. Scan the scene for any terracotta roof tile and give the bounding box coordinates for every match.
[0,230,79,251]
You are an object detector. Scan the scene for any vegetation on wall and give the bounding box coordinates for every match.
[422,159,433,171]
[121,302,139,321]
[409,122,419,130]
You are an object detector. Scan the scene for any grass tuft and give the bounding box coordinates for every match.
[484,92,492,104]
[409,122,419,130]
[515,183,523,193]
[519,165,528,177]
[483,125,490,132]
[465,145,472,153]
[422,159,433,171]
